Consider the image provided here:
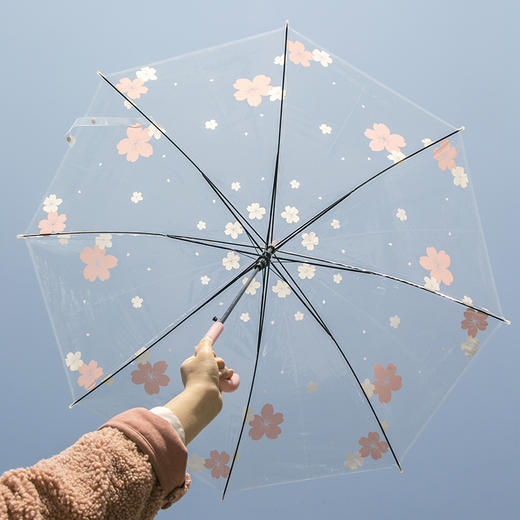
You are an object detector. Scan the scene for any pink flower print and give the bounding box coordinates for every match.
[77,360,103,391]
[433,139,457,171]
[359,432,389,460]
[38,212,67,235]
[461,309,488,337]
[364,123,406,153]
[248,403,284,440]
[80,245,118,282]
[131,361,170,395]
[204,450,230,479]
[373,363,402,404]
[117,124,153,162]
[419,246,453,286]
[233,75,272,107]
[116,77,148,99]
[287,40,313,67]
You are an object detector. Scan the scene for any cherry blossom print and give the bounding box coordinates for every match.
[77,360,103,391]
[306,381,318,393]
[364,123,406,153]
[389,315,400,328]
[200,275,210,285]
[204,450,230,479]
[187,453,205,473]
[298,263,316,280]
[268,86,285,101]
[331,219,341,229]
[131,296,143,308]
[312,49,332,67]
[80,246,118,282]
[424,276,440,292]
[240,312,250,322]
[333,273,342,284]
[131,192,143,203]
[272,280,291,298]
[387,150,405,163]
[136,66,157,82]
[319,123,332,134]
[452,166,469,188]
[287,40,313,67]
[247,202,266,220]
[274,55,284,66]
[43,194,62,213]
[461,308,488,337]
[422,138,433,147]
[344,451,364,470]
[38,212,67,235]
[224,221,243,239]
[231,181,241,191]
[134,347,151,366]
[461,336,480,357]
[396,208,407,221]
[358,432,389,460]
[373,363,402,403]
[281,205,300,224]
[249,403,284,440]
[117,124,153,163]
[233,75,272,107]
[65,351,83,371]
[222,251,240,270]
[95,233,112,249]
[131,360,170,395]
[205,119,218,130]
[361,378,375,398]
[196,221,206,230]
[419,246,453,286]
[58,235,70,245]
[462,295,473,306]
[116,77,148,99]
[243,276,261,295]
[146,124,163,140]
[433,139,457,171]
[290,179,300,189]
[301,231,319,251]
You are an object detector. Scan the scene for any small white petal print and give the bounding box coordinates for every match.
[422,138,432,147]
[224,221,244,239]
[231,181,241,191]
[58,234,71,245]
[134,347,151,365]
[131,296,143,308]
[361,378,375,398]
[452,166,469,188]
[294,311,304,321]
[389,315,401,328]
[306,381,318,393]
[123,100,133,110]
[268,86,286,101]
[344,452,364,470]
[247,202,266,220]
[333,273,342,284]
[297,263,316,280]
[243,276,261,295]
[387,150,406,163]
[131,192,143,204]
[312,49,333,67]
[147,124,163,139]
[319,123,332,134]
[95,233,112,249]
[274,55,285,65]
[136,66,157,82]
[240,312,250,322]
[272,280,291,298]
[196,221,206,231]
[187,454,205,473]
[301,232,319,251]
[396,208,407,221]
[200,275,210,285]
[424,276,440,292]
[461,336,479,357]
[281,205,300,224]
[462,295,473,306]
[290,179,300,189]
[205,119,218,130]
[330,219,340,229]
[43,194,63,213]
[222,251,240,270]
[65,351,83,371]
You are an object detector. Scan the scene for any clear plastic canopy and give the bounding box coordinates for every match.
[24,27,506,496]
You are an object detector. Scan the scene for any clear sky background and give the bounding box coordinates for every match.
[1,1,518,518]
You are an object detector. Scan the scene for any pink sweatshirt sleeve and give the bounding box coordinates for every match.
[0,408,191,519]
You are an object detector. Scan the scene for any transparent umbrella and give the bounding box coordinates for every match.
[20,24,508,498]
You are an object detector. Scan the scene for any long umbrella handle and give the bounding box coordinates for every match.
[202,321,240,393]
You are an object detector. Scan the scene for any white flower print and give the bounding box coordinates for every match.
[147,124,163,139]
[424,276,440,292]
[272,280,291,298]
[231,181,241,191]
[58,234,70,245]
[242,407,255,425]
[389,315,401,328]
[224,221,244,239]
[274,55,285,65]
[196,220,206,231]
[312,49,332,67]
[294,311,304,321]
[247,202,266,220]
[387,150,406,163]
[222,251,240,270]
[319,123,332,135]
[205,119,218,130]
[268,86,286,101]
[301,231,319,251]
[333,273,343,284]
[344,452,364,470]
[297,263,316,280]
[281,205,300,224]
[131,296,143,308]
[65,351,83,371]
[136,66,157,82]
[43,194,62,213]
[131,192,143,204]
[124,100,133,110]
[200,275,210,285]
[382,421,389,432]
[462,295,473,306]
[95,233,112,249]
[330,219,341,229]
[306,381,318,393]
[361,378,375,398]
[240,312,250,322]
[290,179,300,189]
[243,276,261,295]
[421,138,432,147]
[461,336,480,357]
[134,347,151,365]
[187,453,205,473]
[396,208,407,221]
[452,166,469,188]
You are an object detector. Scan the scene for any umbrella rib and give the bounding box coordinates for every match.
[96,72,266,249]
[275,252,509,324]
[275,127,463,251]
[269,257,403,472]
[265,21,289,246]
[222,265,271,501]
[69,259,258,408]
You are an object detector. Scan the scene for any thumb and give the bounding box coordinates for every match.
[194,336,214,357]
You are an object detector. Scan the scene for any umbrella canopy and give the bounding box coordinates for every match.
[22,25,507,496]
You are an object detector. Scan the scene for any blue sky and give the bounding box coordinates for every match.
[1,1,518,518]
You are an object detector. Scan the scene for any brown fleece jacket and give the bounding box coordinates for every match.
[0,408,191,519]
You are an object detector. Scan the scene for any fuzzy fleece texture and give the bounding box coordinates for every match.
[0,408,190,519]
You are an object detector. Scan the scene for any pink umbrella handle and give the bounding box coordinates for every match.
[201,321,240,393]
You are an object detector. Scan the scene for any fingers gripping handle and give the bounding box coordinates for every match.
[202,321,240,393]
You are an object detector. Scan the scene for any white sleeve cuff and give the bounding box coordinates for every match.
[149,406,186,445]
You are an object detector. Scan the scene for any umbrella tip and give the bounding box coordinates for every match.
[16,234,24,239]
[400,469,404,474]
[458,126,466,132]
[96,70,103,78]
[505,319,512,325]
[285,19,289,26]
